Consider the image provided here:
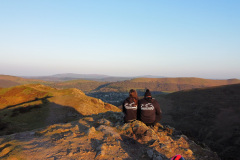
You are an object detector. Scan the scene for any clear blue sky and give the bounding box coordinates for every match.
[0,0,239,79]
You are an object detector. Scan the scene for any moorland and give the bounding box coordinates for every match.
[0,74,240,159]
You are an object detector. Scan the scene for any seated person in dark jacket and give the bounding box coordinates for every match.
[122,89,138,123]
[138,89,162,126]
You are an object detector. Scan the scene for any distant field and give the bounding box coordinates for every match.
[1,75,240,93]
[95,77,240,92]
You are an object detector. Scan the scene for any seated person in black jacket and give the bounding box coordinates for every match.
[138,89,162,126]
[122,89,138,123]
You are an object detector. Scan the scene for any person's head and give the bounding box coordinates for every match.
[144,89,152,98]
[129,89,138,104]
[171,155,185,160]
[129,89,138,98]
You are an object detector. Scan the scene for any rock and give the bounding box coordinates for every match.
[121,123,131,130]
[0,144,13,157]
[72,125,80,133]
[153,153,168,160]
[87,127,96,136]
[185,149,193,156]
[147,149,154,158]
[96,144,107,157]
[132,122,149,135]
[97,125,122,140]
[153,155,163,160]
[96,144,107,151]
[97,118,112,126]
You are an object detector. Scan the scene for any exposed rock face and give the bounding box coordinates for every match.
[0,112,219,160]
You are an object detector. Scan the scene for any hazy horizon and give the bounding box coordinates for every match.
[1,72,239,80]
[1,1,240,79]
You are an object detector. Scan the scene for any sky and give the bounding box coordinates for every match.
[0,0,240,79]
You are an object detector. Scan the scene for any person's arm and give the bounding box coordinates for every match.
[137,100,141,120]
[154,100,162,123]
[122,101,126,114]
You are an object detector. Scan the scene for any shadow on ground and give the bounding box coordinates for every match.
[0,96,83,136]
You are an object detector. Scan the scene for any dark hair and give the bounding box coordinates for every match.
[129,89,138,105]
[144,89,152,98]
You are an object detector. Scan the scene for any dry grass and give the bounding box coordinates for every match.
[0,84,120,136]
[97,77,240,92]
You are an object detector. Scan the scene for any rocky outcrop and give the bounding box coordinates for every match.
[0,112,219,160]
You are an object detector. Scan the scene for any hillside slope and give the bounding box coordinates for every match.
[2,75,240,93]
[155,84,240,159]
[0,84,120,136]
[49,80,109,93]
[0,112,219,160]
[96,77,240,92]
[0,79,20,88]
[0,75,47,88]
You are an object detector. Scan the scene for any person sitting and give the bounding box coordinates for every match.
[138,89,162,126]
[122,89,138,123]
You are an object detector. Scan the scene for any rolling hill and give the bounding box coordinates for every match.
[45,77,240,93]
[0,84,220,159]
[155,83,240,160]
[24,73,165,82]
[0,79,20,88]
[0,75,48,88]
[96,77,240,92]
[2,75,240,94]
[24,73,134,82]
[0,84,120,136]
[49,79,109,93]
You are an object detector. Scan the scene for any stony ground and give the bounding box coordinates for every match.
[0,111,219,160]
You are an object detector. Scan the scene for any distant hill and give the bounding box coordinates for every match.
[24,73,133,82]
[96,77,240,92]
[0,84,120,136]
[23,73,165,82]
[52,73,110,79]
[49,79,109,92]
[0,79,20,88]
[0,75,47,88]
[136,75,166,78]
[155,84,240,159]
[47,77,240,93]
[2,75,240,94]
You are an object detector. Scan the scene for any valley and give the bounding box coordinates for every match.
[0,83,220,160]
[1,74,240,159]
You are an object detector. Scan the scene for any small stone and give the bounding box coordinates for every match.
[98,119,112,126]
[68,152,73,156]
[185,149,193,155]
[147,149,153,158]
[87,127,96,135]
[96,150,105,157]
[96,144,107,151]
[153,155,163,160]
[153,154,163,160]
